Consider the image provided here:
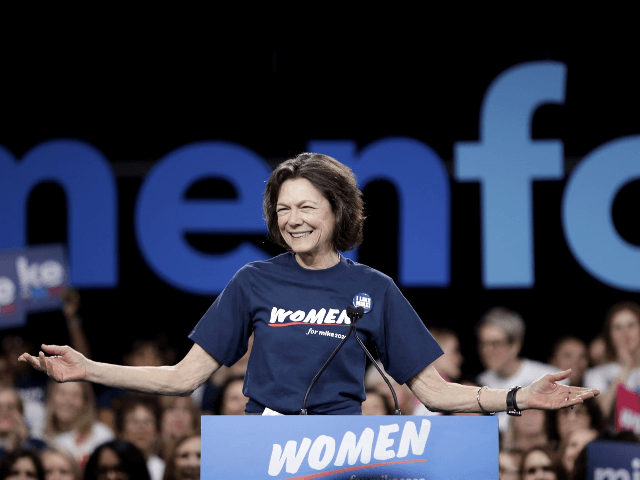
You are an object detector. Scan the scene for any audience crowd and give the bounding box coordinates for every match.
[1,291,639,479]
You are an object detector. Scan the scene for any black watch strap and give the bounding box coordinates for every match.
[506,386,522,416]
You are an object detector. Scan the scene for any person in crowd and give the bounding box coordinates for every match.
[158,398,199,461]
[20,153,597,419]
[545,399,603,445]
[520,446,567,480]
[41,448,81,480]
[211,376,248,416]
[96,340,168,432]
[548,337,589,387]
[361,390,392,416]
[0,388,45,460]
[476,307,562,431]
[199,334,253,414]
[587,335,608,368]
[83,440,150,480]
[44,382,114,465]
[499,449,521,480]
[0,449,45,480]
[558,427,598,479]
[584,301,640,420]
[363,361,415,415]
[115,396,163,480]
[161,435,200,480]
[428,327,464,382]
[501,409,553,452]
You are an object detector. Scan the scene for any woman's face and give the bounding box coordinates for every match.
[51,383,84,426]
[276,178,336,263]
[562,428,597,474]
[513,409,546,436]
[122,405,157,456]
[522,450,556,480]
[174,436,201,480]
[42,451,75,480]
[477,325,519,373]
[0,389,22,435]
[220,379,248,416]
[610,309,640,355]
[433,335,463,381]
[96,448,128,480]
[5,457,39,480]
[556,403,591,441]
[162,397,194,438]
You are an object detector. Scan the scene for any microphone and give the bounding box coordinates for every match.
[300,303,401,415]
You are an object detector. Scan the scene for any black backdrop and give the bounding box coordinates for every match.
[2,19,639,380]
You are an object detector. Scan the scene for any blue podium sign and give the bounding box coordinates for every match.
[202,416,498,479]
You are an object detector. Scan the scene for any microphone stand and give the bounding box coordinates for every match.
[300,305,401,415]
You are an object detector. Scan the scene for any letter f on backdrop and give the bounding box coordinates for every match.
[455,62,566,288]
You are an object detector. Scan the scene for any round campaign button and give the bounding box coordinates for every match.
[352,293,373,313]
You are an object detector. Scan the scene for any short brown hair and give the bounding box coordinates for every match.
[263,153,365,252]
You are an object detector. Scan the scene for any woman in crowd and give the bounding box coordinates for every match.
[361,390,392,416]
[520,446,567,480]
[41,448,81,480]
[83,440,150,480]
[546,400,603,445]
[161,435,200,480]
[499,450,521,480]
[211,376,248,416]
[116,396,163,480]
[502,409,553,452]
[158,398,198,461]
[20,153,597,418]
[584,301,640,420]
[0,449,44,480]
[558,427,598,479]
[44,382,114,465]
[0,388,45,460]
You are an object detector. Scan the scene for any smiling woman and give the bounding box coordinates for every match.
[19,153,598,420]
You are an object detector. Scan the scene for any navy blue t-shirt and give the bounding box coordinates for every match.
[189,253,443,415]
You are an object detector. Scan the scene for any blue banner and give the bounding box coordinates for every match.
[587,440,640,480]
[201,416,498,479]
[0,244,69,329]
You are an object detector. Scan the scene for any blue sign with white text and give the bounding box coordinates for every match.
[201,415,498,479]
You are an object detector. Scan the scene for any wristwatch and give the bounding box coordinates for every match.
[506,386,522,416]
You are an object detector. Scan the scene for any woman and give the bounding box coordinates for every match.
[211,376,248,416]
[558,427,598,478]
[41,448,81,480]
[501,409,552,452]
[0,388,46,459]
[83,440,150,480]
[44,382,113,466]
[158,397,199,461]
[161,435,200,480]
[520,447,567,480]
[584,301,640,418]
[115,397,163,480]
[546,400,603,445]
[20,153,597,416]
[0,449,44,480]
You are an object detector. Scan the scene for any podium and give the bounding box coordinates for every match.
[202,415,498,479]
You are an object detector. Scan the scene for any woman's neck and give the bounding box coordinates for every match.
[295,251,340,270]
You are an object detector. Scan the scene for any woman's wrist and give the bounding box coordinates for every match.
[515,386,530,410]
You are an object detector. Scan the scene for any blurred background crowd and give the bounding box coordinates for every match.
[1,290,639,480]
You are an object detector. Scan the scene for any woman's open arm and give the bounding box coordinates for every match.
[407,364,599,413]
[19,343,220,396]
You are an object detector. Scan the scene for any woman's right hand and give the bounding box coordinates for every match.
[18,344,88,383]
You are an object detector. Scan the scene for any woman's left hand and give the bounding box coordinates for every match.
[519,369,599,410]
